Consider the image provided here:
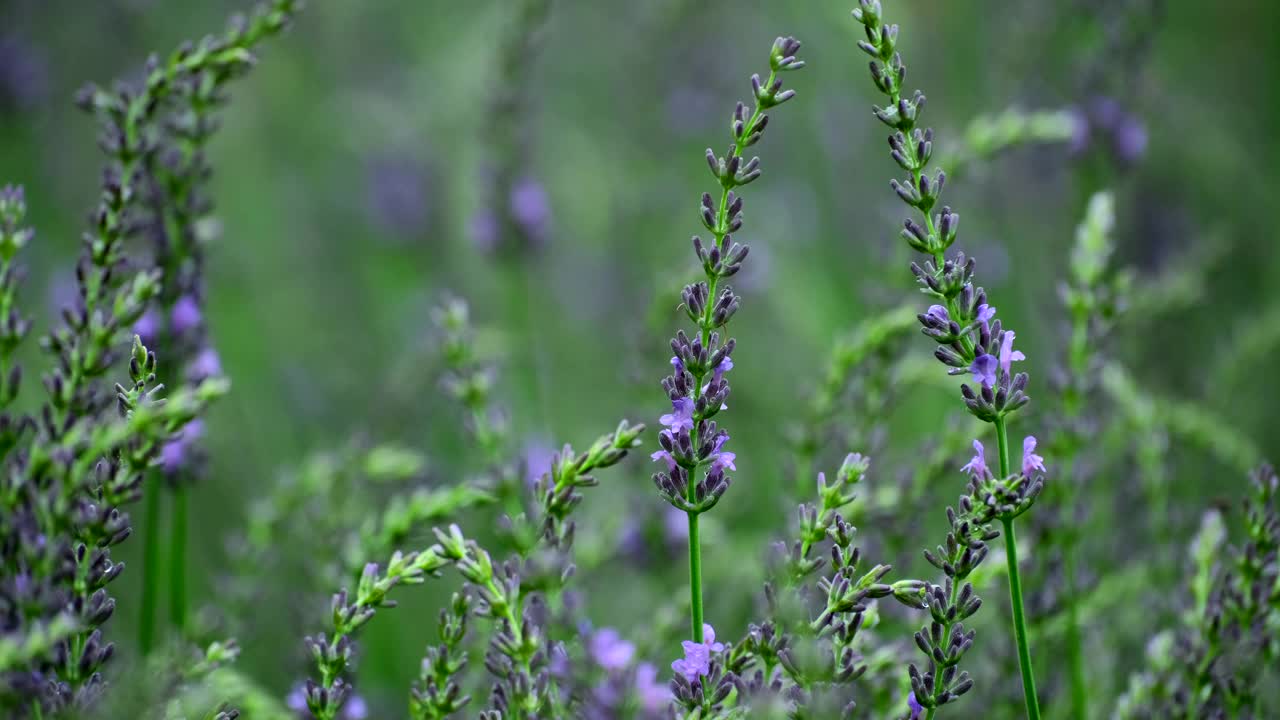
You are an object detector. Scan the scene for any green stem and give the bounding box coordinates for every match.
[1060,458,1088,720]
[139,473,162,654]
[687,511,704,643]
[169,483,188,634]
[997,416,1041,720]
[1002,517,1041,720]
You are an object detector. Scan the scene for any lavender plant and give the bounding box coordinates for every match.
[1116,465,1280,718]
[300,397,643,718]
[5,2,1278,718]
[734,453,928,718]
[471,0,554,258]
[0,185,226,714]
[71,0,300,652]
[650,33,804,663]
[849,2,1047,717]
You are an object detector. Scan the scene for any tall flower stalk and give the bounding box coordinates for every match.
[651,36,804,648]
[850,2,1046,717]
[73,0,300,652]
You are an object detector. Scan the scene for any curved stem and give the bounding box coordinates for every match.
[138,473,162,654]
[997,415,1041,720]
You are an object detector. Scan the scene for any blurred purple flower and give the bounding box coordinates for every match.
[1022,436,1046,477]
[344,697,368,720]
[1070,96,1148,167]
[635,662,671,713]
[524,438,556,487]
[589,628,636,672]
[961,439,991,480]
[469,209,499,253]
[510,176,551,242]
[160,419,204,474]
[1068,107,1091,155]
[365,155,431,237]
[671,623,725,682]
[189,347,222,381]
[925,304,949,325]
[1113,115,1148,165]
[170,295,202,335]
[134,308,160,343]
[0,35,49,111]
[663,505,688,544]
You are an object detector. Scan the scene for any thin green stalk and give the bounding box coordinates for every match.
[169,483,188,633]
[679,70,772,646]
[687,511,703,643]
[139,473,162,654]
[1063,547,1088,719]
[997,416,1041,720]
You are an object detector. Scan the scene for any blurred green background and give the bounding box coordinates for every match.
[3,0,1279,716]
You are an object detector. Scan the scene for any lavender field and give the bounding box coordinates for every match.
[1,1,1277,718]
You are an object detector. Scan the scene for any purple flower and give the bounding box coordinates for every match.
[707,431,735,472]
[659,397,694,433]
[970,354,997,388]
[365,155,431,237]
[510,177,551,242]
[170,295,202,335]
[524,439,556,486]
[1021,435,1046,477]
[670,356,684,374]
[671,623,725,682]
[133,308,160,343]
[925,304,949,324]
[286,685,306,714]
[663,505,689,543]
[160,419,205,473]
[712,356,733,383]
[908,691,924,719]
[0,35,50,111]
[469,209,499,252]
[999,331,1026,379]
[710,451,736,472]
[589,628,636,672]
[650,446,677,472]
[1114,115,1148,165]
[975,303,996,326]
[960,439,991,480]
[189,347,223,381]
[344,697,368,720]
[635,662,672,712]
